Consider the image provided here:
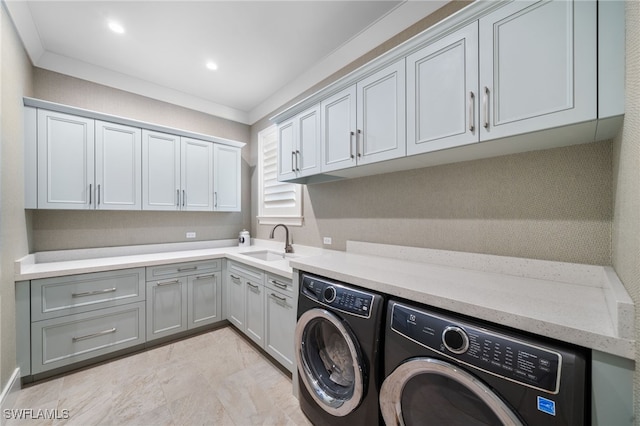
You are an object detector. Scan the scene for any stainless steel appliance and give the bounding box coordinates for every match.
[295,272,385,426]
[380,299,589,425]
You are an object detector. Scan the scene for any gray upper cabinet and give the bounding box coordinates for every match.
[278,104,322,182]
[37,110,95,210]
[213,144,242,212]
[478,0,596,141]
[25,99,245,212]
[142,130,181,211]
[95,121,142,210]
[407,22,479,155]
[321,60,405,173]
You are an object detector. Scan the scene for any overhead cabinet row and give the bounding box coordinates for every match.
[24,106,242,212]
[275,0,623,183]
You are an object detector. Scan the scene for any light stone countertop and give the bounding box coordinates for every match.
[15,239,322,281]
[290,242,635,360]
[15,239,634,360]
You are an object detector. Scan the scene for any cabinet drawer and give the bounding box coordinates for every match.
[264,273,294,297]
[228,260,264,282]
[31,302,145,374]
[31,268,145,321]
[146,259,221,280]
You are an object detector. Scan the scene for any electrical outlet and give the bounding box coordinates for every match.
[186,232,196,239]
[323,237,332,245]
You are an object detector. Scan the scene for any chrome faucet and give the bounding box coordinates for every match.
[270,224,293,253]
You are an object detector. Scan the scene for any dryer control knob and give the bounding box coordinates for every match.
[323,286,336,303]
[442,326,469,354]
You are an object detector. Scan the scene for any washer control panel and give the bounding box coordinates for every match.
[301,273,374,318]
[390,302,562,394]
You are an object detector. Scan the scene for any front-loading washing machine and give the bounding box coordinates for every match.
[295,272,385,426]
[380,299,589,425]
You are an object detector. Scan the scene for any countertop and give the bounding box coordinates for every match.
[290,242,635,360]
[15,239,634,359]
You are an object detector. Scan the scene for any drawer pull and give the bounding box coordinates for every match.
[72,327,117,342]
[270,280,289,290]
[270,293,288,304]
[194,274,216,280]
[157,279,180,286]
[177,266,198,272]
[230,274,241,282]
[247,282,260,291]
[72,287,117,298]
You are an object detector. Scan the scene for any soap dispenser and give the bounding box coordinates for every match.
[239,229,250,247]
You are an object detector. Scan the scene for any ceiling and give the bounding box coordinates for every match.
[5,1,449,124]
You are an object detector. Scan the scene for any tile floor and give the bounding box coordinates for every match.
[7,326,311,425]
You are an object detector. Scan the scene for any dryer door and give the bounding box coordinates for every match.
[380,357,523,425]
[295,308,365,417]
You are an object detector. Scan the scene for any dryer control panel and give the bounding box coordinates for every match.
[390,302,562,394]
[301,273,374,318]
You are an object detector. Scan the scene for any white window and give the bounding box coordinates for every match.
[257,125,302,226]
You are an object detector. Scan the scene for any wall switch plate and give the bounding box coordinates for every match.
[323,237,332,245]
[186,232,196,239]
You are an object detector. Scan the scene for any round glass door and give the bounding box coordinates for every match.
[295,308,365,416]
[380,358,523,425]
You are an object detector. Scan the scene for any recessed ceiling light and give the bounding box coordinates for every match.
[206,61,218,71]
[108,21,125,34]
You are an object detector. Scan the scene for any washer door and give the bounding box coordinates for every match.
[380,358,523,426]
[295,308,365,417]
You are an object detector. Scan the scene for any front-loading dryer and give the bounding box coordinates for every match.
[295,272,385,426]
[380,299,589,425]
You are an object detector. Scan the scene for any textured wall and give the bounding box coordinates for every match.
[30,69,252,251]
[612,0,640,419]
[0,2,34,393]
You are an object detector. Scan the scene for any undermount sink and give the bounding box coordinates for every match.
[241,250,297,261]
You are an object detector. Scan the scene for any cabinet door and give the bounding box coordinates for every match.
[321,85,357,172]
[479,0,596,141]
[188,271,222,329]
[277,119,296,181]
[37,110,95,209]
[407,22,479,155]
[146,277,187,341]
[356,60,406,165]
[95,121,142,210]
[264,290,295,372]
[297,105,322,177]
[213,145,241,212]
[226,272,245,329]
[142,130,180,211]
[245,279,264,348]
[181,137,214,211]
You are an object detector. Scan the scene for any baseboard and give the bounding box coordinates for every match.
[0,368,21,414]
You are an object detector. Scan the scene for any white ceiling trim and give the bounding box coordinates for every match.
[5,0,449,126]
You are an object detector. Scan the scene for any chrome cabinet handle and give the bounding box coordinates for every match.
[357,129,362,157]
[295,150,300,171]
[176,189,180,207]
[97,184,101,205]
[483,86,489,129]
[177,266,197,272]
[291,151,295,172]
[230,274,241,283]
[270,279,288,290]
[214,192,218,208]
[247,282,260,291]
[469,91,475,132]
[157,279,180,286]
[73,327,116,342]
[72,287,116,298]
[194,274,216,280]
[270,293,287,304]
[182,190,186,207]
[350,131,355,159]
[89,184,92,205]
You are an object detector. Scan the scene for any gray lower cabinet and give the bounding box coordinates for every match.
[28,268,147,375]
[264,274,295,372]
[146,259,222,341]
[225,260,265,348]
